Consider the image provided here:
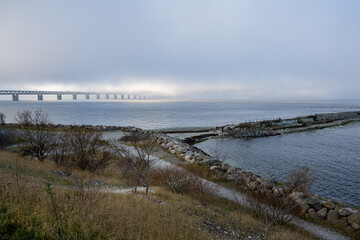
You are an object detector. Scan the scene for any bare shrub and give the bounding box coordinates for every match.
[66,131,113,173]
[287,165,317,196]
[244,177,300,240]
[15,110,55,161]
[51,133,73,175]
[153,166,195,194]
[153,166,218,201]
[0,112,6,125]
[112,135,158,194]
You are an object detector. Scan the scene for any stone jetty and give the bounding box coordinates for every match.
[216,111,360,139]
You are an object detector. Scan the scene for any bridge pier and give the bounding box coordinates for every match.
[106,94,109,99]
[86,94,90,100]
[73,94,77,100]
[96,94,100,99]
[37,94,43,101]
[114,94,117,100]
[57,94,62,100]
[12,93,19,101]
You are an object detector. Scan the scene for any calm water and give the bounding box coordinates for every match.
[1,99,360,205]
[196,122,360,206]
[1,100,360,129]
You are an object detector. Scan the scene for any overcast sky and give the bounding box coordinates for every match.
[0,0,359,99]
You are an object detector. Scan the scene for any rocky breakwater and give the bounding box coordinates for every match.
[4,123,142,132]
[216,111,360,138]
[151,132,360,233]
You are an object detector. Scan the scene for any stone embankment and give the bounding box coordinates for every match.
[4,123,141,132]
[151,132,360,233]
[216,111,360,138]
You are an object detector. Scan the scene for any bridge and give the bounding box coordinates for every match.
[0,90,151,101]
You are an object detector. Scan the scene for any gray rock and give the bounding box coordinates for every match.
[260,181,273,190]
[226,167,238,174]
[300,203,310,215]
[327,210,340,221]
[317,208,328,219]
[249,181,258,191]
[323,201,335,209]
[289,192,304,201]
[338,208,353,217]
[307,198,323,211]
[184,154,192,161]
[348,212,360,230]
[226,174,238,181]
[307,208,317,218]
[210,165,220,171]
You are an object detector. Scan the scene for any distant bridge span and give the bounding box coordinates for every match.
[0,90,150,101]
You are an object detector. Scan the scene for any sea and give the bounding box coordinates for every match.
[1,99,360,205]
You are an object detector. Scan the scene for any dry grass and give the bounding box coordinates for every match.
[0,151,318,240]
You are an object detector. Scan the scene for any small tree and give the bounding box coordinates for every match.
[51,133,73,175]
[112,135,158,194]
[15,110,55,161]
[287,166,317,196]
[66,131,113,173]
[0,112,6,125]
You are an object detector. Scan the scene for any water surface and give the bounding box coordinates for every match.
[195,121,360,206]
[1,100,360,129]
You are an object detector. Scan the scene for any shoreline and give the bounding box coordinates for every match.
[150,131,360,233]
[1,110,360,233]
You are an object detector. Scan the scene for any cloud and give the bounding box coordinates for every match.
[0,0,359,99]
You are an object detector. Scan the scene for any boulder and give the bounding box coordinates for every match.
[307,208,317,218]
[184,155,192,162]
[227,167,238,174]
[221,164,230,172]
[323,201,335,210]
[226,174,238,181]
[317,208,328,219]
[289,192,304,201]
[248,181,258,191]
[338,208,353,217]
[299,203,310,215]
[348,212,360,230]
[210,165,220,171]
[306,198,323,211]
[260,181,273,190]
[327,210,340,221]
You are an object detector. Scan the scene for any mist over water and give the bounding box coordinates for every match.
[1,99,360,205]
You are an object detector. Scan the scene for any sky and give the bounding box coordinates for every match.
[0,0,359,99]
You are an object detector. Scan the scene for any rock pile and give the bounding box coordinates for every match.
[4,123,141,132]
[217,111,360,139]
[151,132,360,232]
